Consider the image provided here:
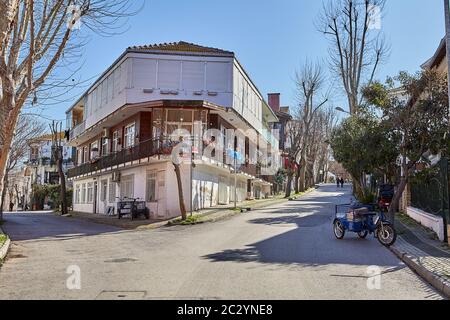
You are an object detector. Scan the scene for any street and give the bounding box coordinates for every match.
[0,185,444,300]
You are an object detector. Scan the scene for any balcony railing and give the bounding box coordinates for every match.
[68,137,273,182]
[68,138,165,178]
[69,121,86,140]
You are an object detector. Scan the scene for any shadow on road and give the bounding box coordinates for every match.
[2,213,123,242]
[203,186,403,268]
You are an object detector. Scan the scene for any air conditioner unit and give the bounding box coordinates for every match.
[111,171,121,182]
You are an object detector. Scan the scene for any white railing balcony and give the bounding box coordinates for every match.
[70,121,86,140]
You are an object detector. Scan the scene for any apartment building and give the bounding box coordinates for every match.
[27,133,76,186]
[66,42,280,219]
[400,38,450,242]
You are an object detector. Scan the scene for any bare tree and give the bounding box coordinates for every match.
[317,0,389,114]
[0,115,45,220]
[49,120,68,215]
[0,0,141,209]
[294,61,328,193]
[284,119,303,198]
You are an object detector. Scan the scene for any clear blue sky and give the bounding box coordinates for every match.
[40,0,446,122]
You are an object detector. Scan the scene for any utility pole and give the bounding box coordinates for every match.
[445,0,450,109]
[444,0,450,244]
[234,152,237,209]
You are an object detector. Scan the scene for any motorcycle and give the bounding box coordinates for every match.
[333,202,397,247]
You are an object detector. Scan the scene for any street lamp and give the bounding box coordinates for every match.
[335,107,351,115]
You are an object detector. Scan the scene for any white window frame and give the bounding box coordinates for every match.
[100,180,108,202]
[90,141,99,160]
[120,174,134,199]
[101,138,109,156]
[109,179,117,203]
[87,182,94,204]
[145,171,157,202]
[75,184,81,204]
[81,183,87,203]
[112,130,120,153]
[124,123,136,148]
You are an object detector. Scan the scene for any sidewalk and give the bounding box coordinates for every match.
[390,213,450,298]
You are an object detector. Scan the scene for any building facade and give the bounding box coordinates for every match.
[66,42,280,219]
[27,133,76,186]
[400,38,450,243]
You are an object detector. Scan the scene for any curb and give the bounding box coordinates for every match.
[201,188,319,222]
[170,188,319,226]
[390,245,450,299]
[0,227,11,262]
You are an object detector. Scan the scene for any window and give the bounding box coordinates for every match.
[112,130,120,152]
[30,146,39,161]
[90,141,99,160]
[83,146,89,163]
[124,123,135,148]
[100,180,108,202]
[145,172,157,202]
[120,175,134,199]
[102,138,109,156]
[75,185,81,204]
[81,183,87,203]
[165,109,194,135]
[87,182,94,203]
[109,180,117,203]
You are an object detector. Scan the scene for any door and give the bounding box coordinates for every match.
[156,171,166,217]
[218,176,229,205]
[93,181,98,214]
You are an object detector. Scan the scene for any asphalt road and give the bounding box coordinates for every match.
[0,185,444,300]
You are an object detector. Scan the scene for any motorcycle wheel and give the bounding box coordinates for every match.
[333,220,345,239]
[357,230,369,239]
[377,224,397,247]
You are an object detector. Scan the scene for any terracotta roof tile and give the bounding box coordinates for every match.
[127,41,234,56]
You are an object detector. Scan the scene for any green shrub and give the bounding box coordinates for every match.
[32,184,73,211]
[0,234,7,246]
[359,188,376,204]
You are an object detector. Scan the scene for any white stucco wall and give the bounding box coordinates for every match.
[407,206,445,241]
[72,160,250,219]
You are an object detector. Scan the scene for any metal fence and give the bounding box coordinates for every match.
[410,158,449,224]
[67,138,164,178]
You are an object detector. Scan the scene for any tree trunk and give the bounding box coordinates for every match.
[57,155,68,216]
[294,164,301,194]
[0,104,21,205]
[388,177,408,224]
[299,159,306,193]
[285,170,294,198]
[173,163,187,220]
[0,174,8,222]
[351,175,364,200]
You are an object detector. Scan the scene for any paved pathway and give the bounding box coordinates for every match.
[0,185,444,300]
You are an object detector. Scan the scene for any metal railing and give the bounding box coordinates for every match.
[68,138,165,178]
[68,136,273,183]
[410,158,449,219]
